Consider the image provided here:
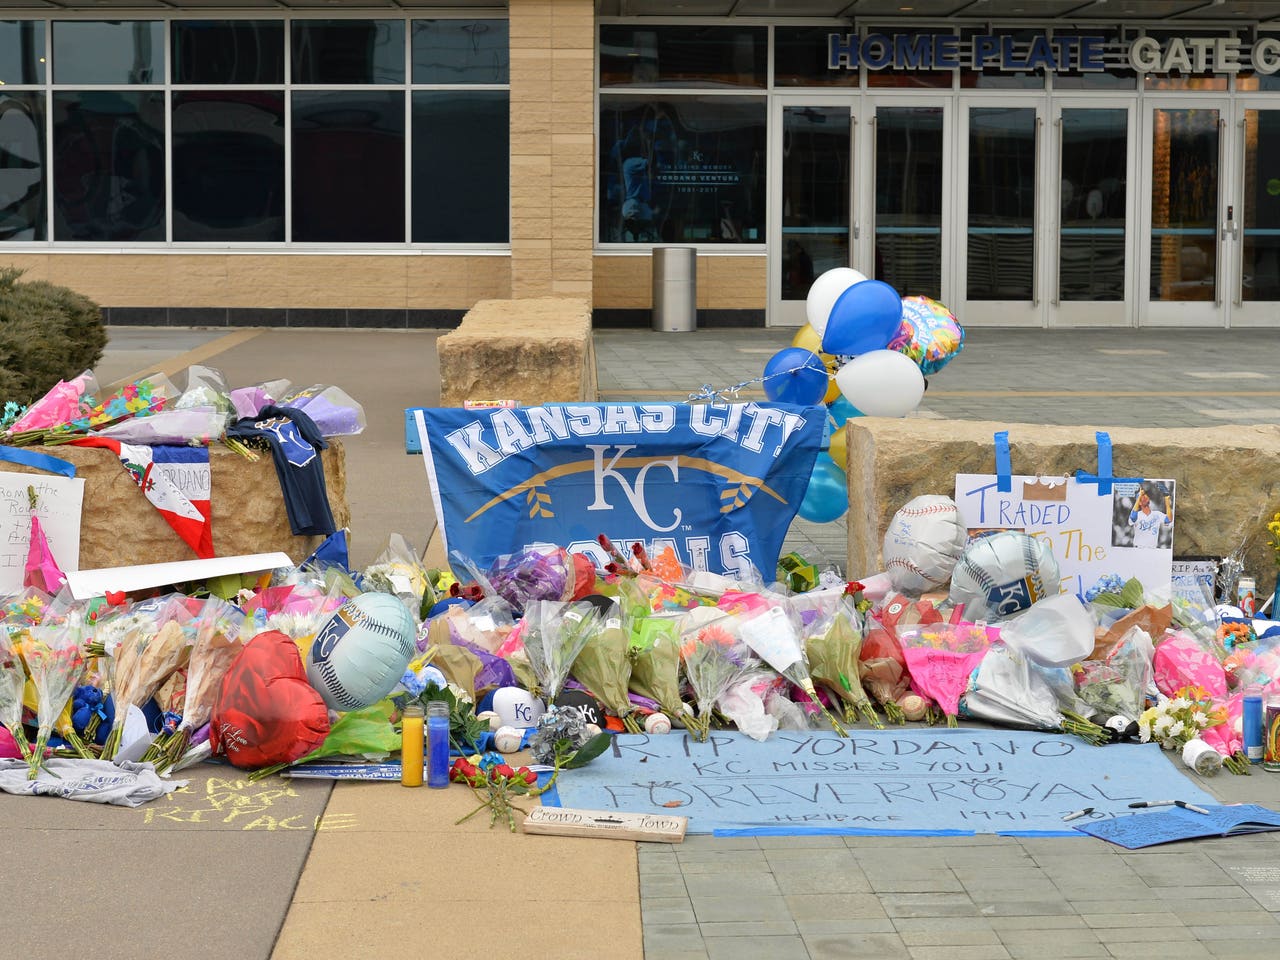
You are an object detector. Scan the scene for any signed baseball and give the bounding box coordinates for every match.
[881,495,968,593]
[493,725,524,754]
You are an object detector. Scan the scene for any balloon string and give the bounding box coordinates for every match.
[685,360,831,404]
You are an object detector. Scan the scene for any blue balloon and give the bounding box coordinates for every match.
[762,347,829,406]
[822,280,904,356]
[826,396,864,429]
[796,454,849,524]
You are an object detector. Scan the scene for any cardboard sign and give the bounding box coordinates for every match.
[955,474,1175,599]
[0,471,85,594]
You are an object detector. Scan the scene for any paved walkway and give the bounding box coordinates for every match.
[8,324,1280,960]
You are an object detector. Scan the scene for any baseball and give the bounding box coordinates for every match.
[881,495,968,593]
[493,725,524,753]
[644,712,672,734]
[476,710,502,732]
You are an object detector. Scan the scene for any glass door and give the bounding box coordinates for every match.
[1048,100,1135,327]
[1140,100,1232,326]
[860,97,951,303]
[768,95,854,327]
[1230,100,1280,327]
[957,97,1044,326]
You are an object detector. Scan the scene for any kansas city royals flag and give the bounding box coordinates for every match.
[415,402,824,578]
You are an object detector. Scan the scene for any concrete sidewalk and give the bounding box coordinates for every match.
[7,324,1280,960]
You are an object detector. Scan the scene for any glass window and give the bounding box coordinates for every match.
[774,27,858,88]
[291,91,404,242]
[53,21,162,85]
[959,29,1044,90]
[412,91,508,243]
[172,21,284,85]
[599,95,765,243]
[53,91,165,241]
[291,20,404,85]
[0,21,46,86]
[412,19,508,84]
[0,91,46,241]
[172,92,284,242]
[599,25,766,88]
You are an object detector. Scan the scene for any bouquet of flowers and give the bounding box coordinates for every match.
[145,598,244,772]
[23,612,88,776]
[897,620,996,726]
[679,612,749,742]
[520,600,602,701]
[800,592,880,728]
[1139,684,1227,751]
[569,602,639,731]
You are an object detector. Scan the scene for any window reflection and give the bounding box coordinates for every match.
[53,21,162,85]
[172,92,284,242]
[0,92,45,240]
[52,91,164,241]
[599,96,765,243]
[291,91,404,242]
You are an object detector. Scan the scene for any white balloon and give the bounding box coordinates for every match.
[805,267,866,336]
[834,349,925,417]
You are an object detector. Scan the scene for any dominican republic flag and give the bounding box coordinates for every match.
[72,439,214,559]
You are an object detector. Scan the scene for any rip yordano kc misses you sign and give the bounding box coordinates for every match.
[415,402,824,578]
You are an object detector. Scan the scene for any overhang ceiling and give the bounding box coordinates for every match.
[0,0,1275,24]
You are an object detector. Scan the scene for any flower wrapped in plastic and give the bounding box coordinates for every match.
[362,533,436,622]
[960,643,1108,744]
[0,626,31,760]
[569,600,638,731]
[897,620,997,726]
[7,369,98,434]
[1072,624,1155,727]
[22,612,88,777]
[628,616,686,724]
[678,611,749,742]
[520,600,602,702]
[800,591,881,728]
[738,601,849,736]
[279,384,366,437]
[100,600,195,760]
[145,598,245,772]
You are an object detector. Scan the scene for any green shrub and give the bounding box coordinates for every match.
[0,267,107,405]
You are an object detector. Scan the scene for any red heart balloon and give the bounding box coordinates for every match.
[211,630,330,770]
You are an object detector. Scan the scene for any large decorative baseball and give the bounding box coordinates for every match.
[306,592,417,712]
[881,495,969,593]
[948,530,1061,621]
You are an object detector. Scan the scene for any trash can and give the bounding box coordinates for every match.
[652,246,697,332]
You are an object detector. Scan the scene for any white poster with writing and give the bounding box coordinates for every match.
[954,474,1174,599]
[0,471,85,594]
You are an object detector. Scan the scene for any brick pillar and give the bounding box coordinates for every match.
[509,0,595,299]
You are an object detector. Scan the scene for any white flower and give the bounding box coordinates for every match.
[1168,720,1186,739]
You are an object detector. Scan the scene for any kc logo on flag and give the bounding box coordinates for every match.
[415,402,824,578]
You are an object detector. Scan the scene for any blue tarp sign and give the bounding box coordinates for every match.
[414,402,824,577]
[544,729,1216,837]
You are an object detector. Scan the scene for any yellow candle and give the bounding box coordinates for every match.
[401,705,424,787]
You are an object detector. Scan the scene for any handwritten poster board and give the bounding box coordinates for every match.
[0,471,84,594]
[954,474,1175,600]
[547,729,1213,836]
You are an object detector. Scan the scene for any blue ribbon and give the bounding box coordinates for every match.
[0,445,76,478]
[994,430,1012,493]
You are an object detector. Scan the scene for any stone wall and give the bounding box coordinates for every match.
[437,297,596,406]
[846,419,1279,588]
[7,443,348,571]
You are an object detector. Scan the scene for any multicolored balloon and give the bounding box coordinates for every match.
[888,296,964,375]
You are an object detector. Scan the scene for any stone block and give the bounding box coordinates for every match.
[846,419,1280,584]
[6,443,349,571]
[437,297,595,406]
